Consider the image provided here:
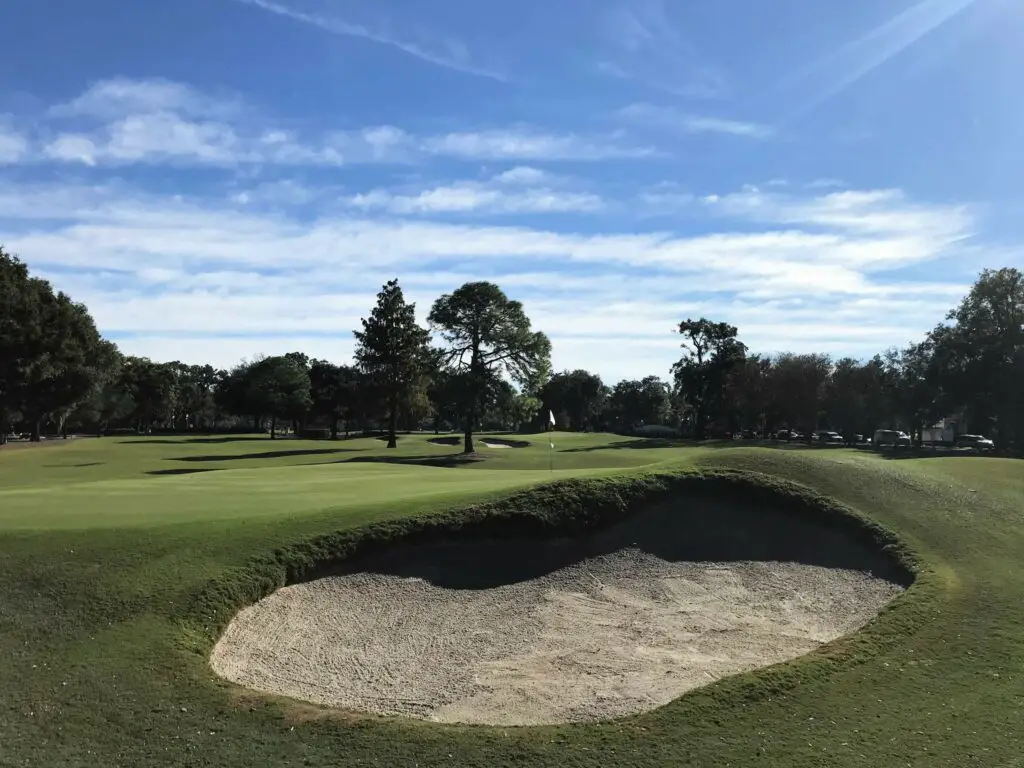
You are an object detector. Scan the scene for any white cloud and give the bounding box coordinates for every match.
[0,177,984,383]
[19,79,657,167]
[493,166,550,185]
[50,77,239,121]
[422,128,657,161]
[43,134,98,165]
[0,126,28,163]
[345,174,604,215]
[703,188,973,250]
[618,103,773,138]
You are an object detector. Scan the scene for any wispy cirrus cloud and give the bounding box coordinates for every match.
[230,0,507,82]
[777,0,982,116]
[595,0,730,99]
[617,103,773,139]
[344,169,604,215]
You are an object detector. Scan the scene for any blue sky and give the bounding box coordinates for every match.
[1,0,1021,383]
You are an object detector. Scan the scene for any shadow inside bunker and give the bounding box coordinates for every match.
[324,497,913,592]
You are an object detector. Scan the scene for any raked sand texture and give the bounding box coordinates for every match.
[211,551,902,725]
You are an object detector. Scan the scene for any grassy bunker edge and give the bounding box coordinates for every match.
[180,468,926,723]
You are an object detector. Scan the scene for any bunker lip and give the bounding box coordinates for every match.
[206,477,912,726]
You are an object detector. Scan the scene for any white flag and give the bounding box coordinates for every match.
[549,441,555,450]
[548,410,556,426]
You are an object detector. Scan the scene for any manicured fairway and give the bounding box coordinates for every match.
[0,434,1021,767]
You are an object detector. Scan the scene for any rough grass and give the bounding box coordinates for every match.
[0,434,1021,766]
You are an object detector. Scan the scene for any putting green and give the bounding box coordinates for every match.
[0,434,1020,767]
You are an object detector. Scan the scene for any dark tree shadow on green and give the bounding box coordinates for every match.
[305,453,484,469]
[122,436,271,445]
[146,467,224,477]
[171,448,362,463]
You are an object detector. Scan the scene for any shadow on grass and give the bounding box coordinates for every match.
[879,448,1020,461]
[146,467,224,477]
[563,437,859,454]
[172,448,361,463]
[121,436,272,445]
[304,453,484,469]
[42,462,105,468]
[428,436,461,446]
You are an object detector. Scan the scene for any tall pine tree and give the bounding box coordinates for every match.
[354,279,432,448]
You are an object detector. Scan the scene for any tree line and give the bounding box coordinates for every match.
[2,245,1022,452]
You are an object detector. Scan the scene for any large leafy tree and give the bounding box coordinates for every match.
[823,356,886,440]
[540,370,606,431]
[309,360,358,439]
[1,249,113,442]
[727,354,774,435]
[428,282,551,453]
[881,342,941,441]
[244,356,312,439]
[672,318,747,439]
[121,357,179,433]
[354,280,432,448]
[931,268,1024,449]
[767,352,832,438]
[605,376,671,432]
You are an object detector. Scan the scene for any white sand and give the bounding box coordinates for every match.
[211,550,902,725]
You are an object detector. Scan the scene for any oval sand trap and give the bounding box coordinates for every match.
[211,550,902,725]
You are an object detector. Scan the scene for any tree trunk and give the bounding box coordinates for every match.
[270,415,277,440]
[463,402,475,454]
[0,412,7,446]
[387,394,398,449]
[330,417,339,441]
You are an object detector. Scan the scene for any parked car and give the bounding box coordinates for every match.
[956,434,995,451]
[814,430,845,445]
[873,429,912,448]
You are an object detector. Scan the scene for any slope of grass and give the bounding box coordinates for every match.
[0,435,1021,767]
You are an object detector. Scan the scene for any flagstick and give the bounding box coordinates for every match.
[548,410,556,473]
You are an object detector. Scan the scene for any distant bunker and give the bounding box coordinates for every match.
[428,436,529,449]
[211,488,908,726]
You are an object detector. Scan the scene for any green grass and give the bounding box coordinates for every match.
[0,434,1021,766]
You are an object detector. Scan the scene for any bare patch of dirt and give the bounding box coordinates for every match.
[211,552,902,725]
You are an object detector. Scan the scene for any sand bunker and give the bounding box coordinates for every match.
[211,497,904,725]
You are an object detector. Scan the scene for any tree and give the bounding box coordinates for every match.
[353,280,432,449]
[881,343,940,441]
[0,250,113,442]
[121,357,179,433]
[672,319,747,439]
[245,356,312,439]
[824,357,886,441]
[768,353,832,438]
[428,282,551,453]
[727,355,774,436]
[605,376,671,432]
[931,268,1024,450]
[540,370,606,431]
[309,360,358,439]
